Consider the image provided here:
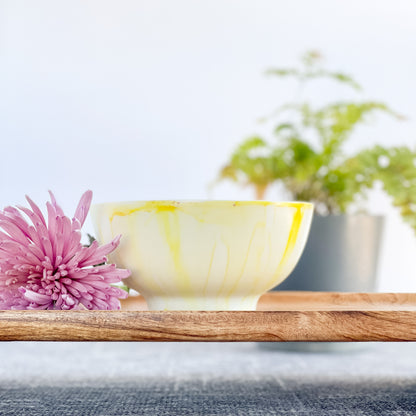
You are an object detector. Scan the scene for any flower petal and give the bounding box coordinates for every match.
[74,190,93,227]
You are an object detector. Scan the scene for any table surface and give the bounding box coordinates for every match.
[0,341,415,415]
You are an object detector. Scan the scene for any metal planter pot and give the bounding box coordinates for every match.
[262,214,384,352]
[277,214,384,292]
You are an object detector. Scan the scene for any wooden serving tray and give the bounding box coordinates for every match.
[0,292,415,342]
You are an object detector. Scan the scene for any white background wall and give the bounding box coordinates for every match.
[0,0,415,291]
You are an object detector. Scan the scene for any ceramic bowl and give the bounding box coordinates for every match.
[91,200,313,310]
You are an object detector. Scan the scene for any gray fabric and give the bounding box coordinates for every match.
[0,342,415,415]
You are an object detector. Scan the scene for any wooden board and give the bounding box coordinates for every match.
[0,292,415,342]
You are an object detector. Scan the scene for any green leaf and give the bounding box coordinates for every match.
[330,72,362,90]
[265,68,299,77]
[273,123,298,136]
[83,233,96,248]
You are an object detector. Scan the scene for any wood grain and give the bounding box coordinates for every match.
[0,292,415,342]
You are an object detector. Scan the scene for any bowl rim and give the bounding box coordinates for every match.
[91,200,314,209]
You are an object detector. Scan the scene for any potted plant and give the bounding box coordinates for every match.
[217,51,416,293]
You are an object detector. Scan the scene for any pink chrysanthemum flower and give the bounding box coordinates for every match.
[0,191,130,310]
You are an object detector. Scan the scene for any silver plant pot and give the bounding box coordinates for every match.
[261,214,384,352]
[277,214,384,292]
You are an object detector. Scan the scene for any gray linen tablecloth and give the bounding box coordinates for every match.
[0,342,415,415]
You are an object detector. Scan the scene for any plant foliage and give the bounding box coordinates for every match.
[219,51,416,231]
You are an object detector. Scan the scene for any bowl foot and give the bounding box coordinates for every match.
[145,295,260,311]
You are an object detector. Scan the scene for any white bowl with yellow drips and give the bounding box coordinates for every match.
[91,200,313,310]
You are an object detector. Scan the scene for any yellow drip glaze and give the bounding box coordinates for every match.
[243,232,274,302]
[216,241,231,298]
[155,210,192,295]
[225,221,264,299]
[232,201,312,208]
[109,202,191,296]
[268,206,304,287]
[109,203,179,222]
[108,201,312,222]
[282,207,303,263]
[203,242,217,296]
[109,208,169,298]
